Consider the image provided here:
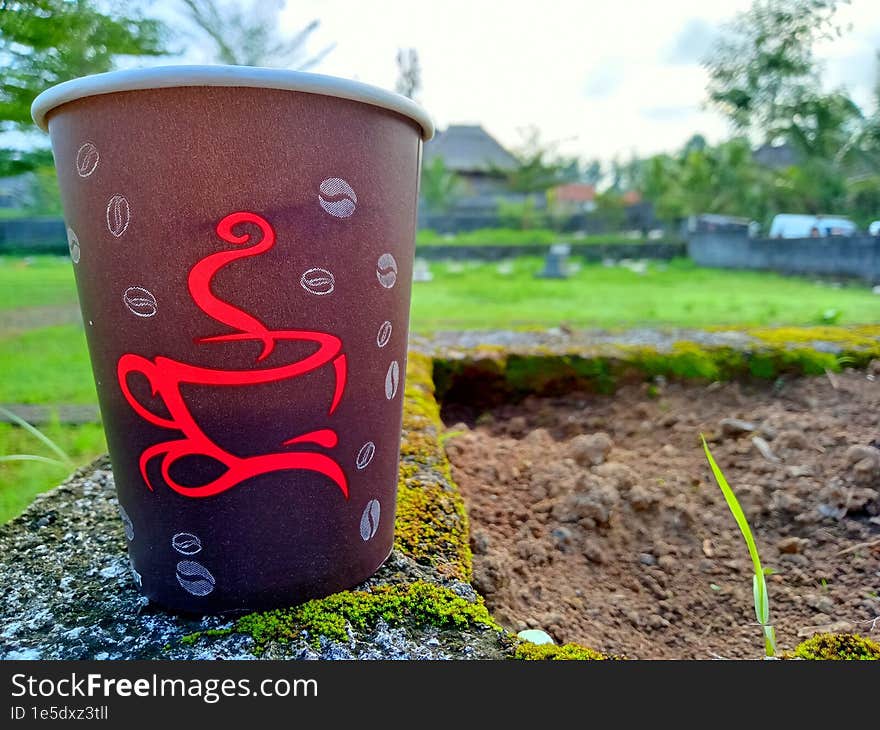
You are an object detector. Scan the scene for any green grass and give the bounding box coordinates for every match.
[0,255,78,310]
[0,421,106,523]
[409,258,880,331]
[2,253,880,522]
[0,324,96,403]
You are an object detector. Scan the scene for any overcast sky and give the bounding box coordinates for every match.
[13,0,880,164]
[262,0,880,162]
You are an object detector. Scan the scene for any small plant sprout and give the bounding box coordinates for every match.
[0,406,73,469]
[702,435,777,658]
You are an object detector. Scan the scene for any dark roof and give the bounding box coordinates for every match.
[423,124,518,173]
[754,142,799,169]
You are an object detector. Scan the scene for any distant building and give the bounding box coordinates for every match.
[423,124,521,209]
[548,183,596,213]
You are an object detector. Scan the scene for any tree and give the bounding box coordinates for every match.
[608,154,646,194]
[502,127,579,193]
[0,0,166,131]
[593,189,626,231]
[179,0,332,68]
[705,0,848,148]
[419,157,461,213]
[641,138,777,223]
[0,147,53,176]
[581,159,602,186]
[705,0,848,143]
[395,48,420,100]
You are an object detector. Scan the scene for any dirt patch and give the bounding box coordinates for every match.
[0,305,81,338]
[442,370,880,659]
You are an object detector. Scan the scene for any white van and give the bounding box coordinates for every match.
[769,214,857,238]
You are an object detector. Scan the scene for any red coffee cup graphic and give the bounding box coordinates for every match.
[32,65,433,612]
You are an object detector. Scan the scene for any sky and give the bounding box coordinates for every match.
[10,0,880,164]
[264,0,880,163]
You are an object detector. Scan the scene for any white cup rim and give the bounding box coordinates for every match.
[31,64,434,140]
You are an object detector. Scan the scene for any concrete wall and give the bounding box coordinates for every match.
[0,217,67,255]
[688,231,880,283]
[416,241,685,262]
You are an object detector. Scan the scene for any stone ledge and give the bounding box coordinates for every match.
[0,352,518,660]
[4,329,876,660]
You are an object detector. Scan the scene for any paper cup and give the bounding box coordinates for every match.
[32,65,433,612]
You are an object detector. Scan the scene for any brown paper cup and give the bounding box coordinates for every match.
[32,66,433,612]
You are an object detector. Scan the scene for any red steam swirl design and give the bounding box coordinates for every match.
[117,211,348,499]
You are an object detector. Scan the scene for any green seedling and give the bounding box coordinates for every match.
[702,435,776,658]
[0,406,73,469]
[438,429,466,446]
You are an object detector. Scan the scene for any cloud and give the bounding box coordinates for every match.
[583,62,626,98]
[664,17,718,65]
[641,104,699,122]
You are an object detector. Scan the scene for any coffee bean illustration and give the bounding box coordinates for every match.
[66,227,80,264]
[175,560,215,596]
[356,441,376,470]
[318,177,357,218]
[118,504,134,541]
[105,194,130,237]
[376,320,392,348]
[300,267,335,296]
[385,360,400,400]
[376,253,398,288]
[171,532,202,555]
[359,499,381,541]
[75,142,99,178]
[122,286,158,318]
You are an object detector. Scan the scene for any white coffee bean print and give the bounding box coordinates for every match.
[130,558,142,588]
[118,504,134,541]
[376,320,392,348]
[385,360,400,400]
[360,499,381,541]
[66,227,80,264]
[376,253,398,289]
[300,267,335,296]
[171,532,202,555]
[122,286,158,318]
[75,142,99,177]
[356,441,376,470]
[318,177,357,218]
[106,194,130,237]
[175,560,215,596]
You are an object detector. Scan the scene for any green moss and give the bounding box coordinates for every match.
[434,325,880,403]
[792,633,880,660]
[513,641,609,660]
[394,352,473,581]
[179,627,232,646]
[228,580,499,651]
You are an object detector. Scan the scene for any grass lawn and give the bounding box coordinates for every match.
[410,257,880,330]
[0,255,78,311]
[0,324,97,403]
[3,254,880,522]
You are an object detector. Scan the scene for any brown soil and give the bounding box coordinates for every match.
[442,370,880,659]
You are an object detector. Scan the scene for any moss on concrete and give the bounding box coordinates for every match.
[394,352,473,581]
[513,641,610,660]
[791,633,880,660]
[184,581,499,652]
[433,325,880,405]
